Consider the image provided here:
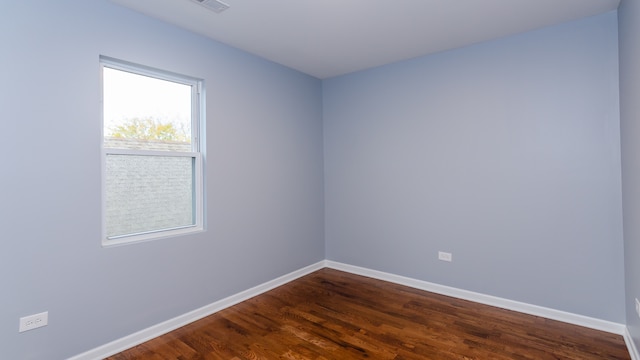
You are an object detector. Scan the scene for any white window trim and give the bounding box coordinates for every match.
[100,56,204,247]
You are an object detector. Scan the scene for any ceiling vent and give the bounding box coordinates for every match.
[191,0,230,13]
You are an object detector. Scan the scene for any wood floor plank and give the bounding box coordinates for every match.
[106,269,630,360]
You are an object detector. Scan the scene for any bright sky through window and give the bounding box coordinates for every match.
[103,67,192,139]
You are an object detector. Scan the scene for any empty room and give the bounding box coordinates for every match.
[2,0,640,359]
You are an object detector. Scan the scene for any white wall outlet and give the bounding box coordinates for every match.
[635,298,640,318]
[19,311,48,333]
[438,251,452,262]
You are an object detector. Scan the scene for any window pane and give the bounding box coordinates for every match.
[103,67,192,151]
[105,154,195,238]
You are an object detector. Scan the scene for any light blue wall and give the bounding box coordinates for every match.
[324,12,625,322]
[619,0,640,351]
[0,1,324,359]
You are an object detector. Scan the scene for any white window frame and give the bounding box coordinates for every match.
[100,56,204,246]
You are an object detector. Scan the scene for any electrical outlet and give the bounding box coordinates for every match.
[19,311,48,333]
[636,299,640,318]
[438,251,452,262]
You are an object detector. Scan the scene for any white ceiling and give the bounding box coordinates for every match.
[110,0,620,79]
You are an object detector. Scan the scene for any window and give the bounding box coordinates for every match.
[101,56,204,246]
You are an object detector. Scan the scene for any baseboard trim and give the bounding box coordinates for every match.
[69,259,630,360]
[67,261,326,360]
[625,327,640,360]
[326,261,627,336]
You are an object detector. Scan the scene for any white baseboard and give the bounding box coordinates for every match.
[69,259,632,360]
[67,261,326,360]
[625,327,640,360]
[325,261,627,335]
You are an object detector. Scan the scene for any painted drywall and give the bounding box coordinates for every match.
[619,0,640,351]
[324,12,625,322]
[0,1,324,359]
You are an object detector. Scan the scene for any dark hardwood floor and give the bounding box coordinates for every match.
[107,268,630,359]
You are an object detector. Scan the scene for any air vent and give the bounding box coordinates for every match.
[192,0,229,13]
